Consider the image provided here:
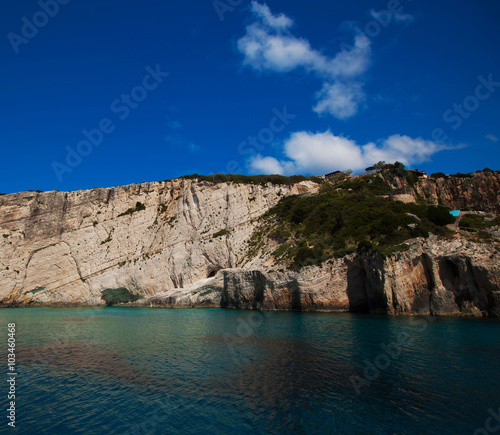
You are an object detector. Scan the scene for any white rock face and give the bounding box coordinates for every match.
[1,178,499,317]
[210,237,500,316]
[133,235,500,317]
[0,179,319,305]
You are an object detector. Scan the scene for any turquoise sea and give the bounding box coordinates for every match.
[1,308,499,434]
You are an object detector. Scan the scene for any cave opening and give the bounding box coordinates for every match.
[101,288,142,306]
[439,259,461,294]
[347,264,369,312]
[207,269,220,278]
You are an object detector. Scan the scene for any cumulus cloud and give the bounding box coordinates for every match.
[238,1,371,119]
[249,155,287,174]
[248,130,459,175]
[251,1,294,30]
[313,82,364,120]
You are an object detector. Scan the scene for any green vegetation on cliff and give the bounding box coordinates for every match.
[460,214,500,230]
[180,173,324,186]
[430,168,498,179]
[249,174,456,270]
[459,214,500,240]
[118,201,146,217]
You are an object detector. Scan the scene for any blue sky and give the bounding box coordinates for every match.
[1,0,499,193]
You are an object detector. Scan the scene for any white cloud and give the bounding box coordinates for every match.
[313,82,364,119]
[327,34,371,78]
[486,134,498,143]
[250,2,294,30]
[238,1,371,120]
[237,18,328,73]
[248,155,285,174]
[248,130,459,175]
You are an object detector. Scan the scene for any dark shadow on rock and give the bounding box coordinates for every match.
[101,288,143,306]
[346,259,369,312]
[439,259,460,295]
[221,270,266,310]
[410,254,434,314]
[288,278,302,311]
[439,258,479,312]
[347,254,388,314]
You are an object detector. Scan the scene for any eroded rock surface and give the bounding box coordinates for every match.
[1,177,499,316]
[0,179,318,306]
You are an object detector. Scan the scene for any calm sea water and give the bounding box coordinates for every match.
[0,308,499,434]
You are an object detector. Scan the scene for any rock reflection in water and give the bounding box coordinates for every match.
[17,341,163,391]
[197,334,353,410]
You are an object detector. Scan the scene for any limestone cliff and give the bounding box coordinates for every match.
[135,235,500,317]
[0,179,318,306]
[1,174,499,316]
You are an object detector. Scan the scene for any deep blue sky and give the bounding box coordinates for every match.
[1,0,499,193]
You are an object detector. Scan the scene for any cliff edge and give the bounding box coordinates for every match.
[1,170,499,316]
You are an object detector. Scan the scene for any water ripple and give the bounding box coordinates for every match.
[2,308,500,434]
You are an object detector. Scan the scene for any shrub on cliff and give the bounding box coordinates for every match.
[180,173,323,186]
[431,172,448,179]
[213,229,229,238]
[337,176,392,195]
[428,205,455,226]
[460,214,500,230]
[118,201,146,217]
[252,187,454,269]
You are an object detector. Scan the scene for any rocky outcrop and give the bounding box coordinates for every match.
[0,179,319,306]
[412,172,500,213]
[1,176,499,316]
[134,235,500,317]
